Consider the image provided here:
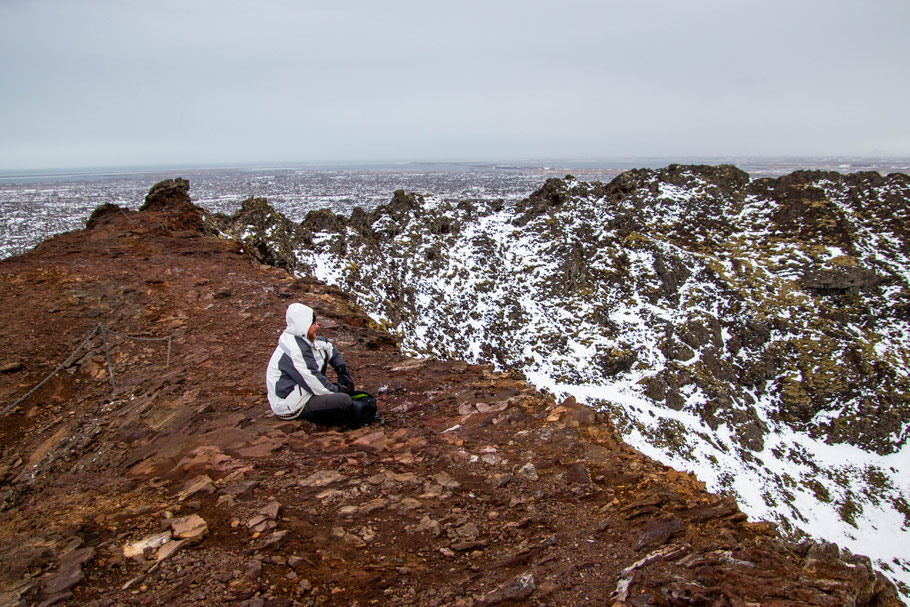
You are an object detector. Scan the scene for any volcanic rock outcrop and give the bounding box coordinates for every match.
[0,180,903,605]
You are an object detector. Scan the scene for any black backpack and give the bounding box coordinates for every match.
[350,391,378,427]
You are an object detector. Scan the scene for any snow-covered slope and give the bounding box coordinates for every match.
[214,164,910,593]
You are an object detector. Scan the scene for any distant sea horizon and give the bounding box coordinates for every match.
[3,155,910,260]
[2,156,910,184]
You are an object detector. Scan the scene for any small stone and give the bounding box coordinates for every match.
[636,517,683,551]
[419,484,444,499]
[457,403,475,415]
[297,579,312,592]
[178,475,216,501]
[565,462,590,484]
[452,539,487,552]
[170,515,208,541]
[393,451,416,464]
[257,530,288,551]
[493,474,511,488]
[299,470,345,488]
[259,501,281,520]
[121,574,145,591]
[397,498,422,513]
[479,573,536,604]
[216,495,236,508]
[455,522,479,539]
[518,463,538,481]
[352,430,388,452]
[331,527,366,547]
[367,473,387,485]
[41,548,94,595]
[433,471,460,489]
[359,498,387,514]
[220,480,260,498]
[316,488,341,500]
[156,540,187,563]
[414,516,441,537]
[252,520,273,533]
[235,436,285,458]
[58,546,94,569]
[244,559,262,580]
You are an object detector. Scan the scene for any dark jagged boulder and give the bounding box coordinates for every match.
[132,178,204,232]
[801,265,886,293]
[85,202,127,229]
[215,197,303,272]
[513,176,605,227]
[139,177,191,211]
[660,163,750,193]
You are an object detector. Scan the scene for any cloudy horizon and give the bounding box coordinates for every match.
[1,0,909,171]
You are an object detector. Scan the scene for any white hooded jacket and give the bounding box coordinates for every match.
[266,303,346,419]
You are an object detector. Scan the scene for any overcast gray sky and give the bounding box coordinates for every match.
[1,0,908,170]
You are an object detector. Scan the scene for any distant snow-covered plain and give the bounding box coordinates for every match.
[3,158,908,260]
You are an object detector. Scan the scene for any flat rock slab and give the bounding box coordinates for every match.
[235,436,286,458]
[299,470,346,488]
[352,430,388,452]
[155,539,187,563]
[177,474,216,501]
[479,573,536,605]
[124,532,172,558]
[636,517,684,551]
[40,547,94,597]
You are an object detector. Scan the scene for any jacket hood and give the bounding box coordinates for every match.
[285,303,315,338]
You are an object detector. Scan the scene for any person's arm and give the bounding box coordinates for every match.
[324,340,354,393]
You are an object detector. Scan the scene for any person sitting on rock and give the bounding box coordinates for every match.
[266,302,360,427]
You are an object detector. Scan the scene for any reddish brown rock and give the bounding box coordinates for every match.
[169,514,208,541]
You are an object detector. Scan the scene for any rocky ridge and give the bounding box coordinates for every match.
[0,179,903,605]
[210,165,910,592]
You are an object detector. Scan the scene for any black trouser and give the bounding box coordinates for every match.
[299,392,355,427]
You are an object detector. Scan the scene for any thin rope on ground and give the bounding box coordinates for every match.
[2,322,174,415]
[0,326,100,416]
[99,324,117,394]
[100,326,172,368]
[101,326,171,342]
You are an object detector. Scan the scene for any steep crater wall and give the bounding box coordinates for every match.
[210,165,910,591]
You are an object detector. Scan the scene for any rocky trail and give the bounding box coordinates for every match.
[0,181,901,606]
